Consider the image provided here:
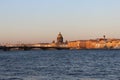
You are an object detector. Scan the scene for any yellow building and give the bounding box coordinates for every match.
[68,40,87,49]
[68,41,80,49]
[86,40,97,49]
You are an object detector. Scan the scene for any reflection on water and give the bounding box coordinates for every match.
[0,50,120,80]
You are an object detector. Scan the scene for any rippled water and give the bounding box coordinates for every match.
[0,50,120,80]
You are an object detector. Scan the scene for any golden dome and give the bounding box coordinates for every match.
[57,32,63,44]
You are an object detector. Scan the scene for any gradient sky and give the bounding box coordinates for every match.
[0,0,120,43]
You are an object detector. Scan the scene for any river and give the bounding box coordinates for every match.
[0,50,120,80]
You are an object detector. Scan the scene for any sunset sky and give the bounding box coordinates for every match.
[0,0,120,43]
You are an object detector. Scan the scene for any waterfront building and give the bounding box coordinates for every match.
[68,41,80,49]
[68,40,87,49]
[86,40,97,49]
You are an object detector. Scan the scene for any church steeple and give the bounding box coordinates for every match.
[57,32,63,44]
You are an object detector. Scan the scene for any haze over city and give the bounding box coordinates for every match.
[0,0,120,43]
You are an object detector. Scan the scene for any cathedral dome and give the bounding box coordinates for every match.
[57,32,63,44]
[58,32,63,38]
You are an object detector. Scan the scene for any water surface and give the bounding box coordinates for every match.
[0,50,120,80]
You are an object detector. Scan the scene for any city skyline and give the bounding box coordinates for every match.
[0,0,120,43]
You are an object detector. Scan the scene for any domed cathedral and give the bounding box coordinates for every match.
[57,32,63,44]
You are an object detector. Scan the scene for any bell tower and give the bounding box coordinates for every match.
[57,32,63,44]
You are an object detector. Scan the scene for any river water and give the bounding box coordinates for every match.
[0,50,120,80]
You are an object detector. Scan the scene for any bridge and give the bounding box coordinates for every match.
[0,45,70,51]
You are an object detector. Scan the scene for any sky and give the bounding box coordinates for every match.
[0,0,120,43]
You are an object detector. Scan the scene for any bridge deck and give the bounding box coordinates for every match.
[0,46,70,51]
